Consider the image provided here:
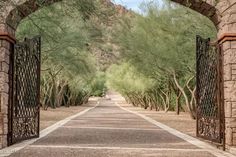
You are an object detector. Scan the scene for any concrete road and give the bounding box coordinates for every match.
[6,97,228,157]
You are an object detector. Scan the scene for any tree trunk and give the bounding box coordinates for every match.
[176,91,182,115]
[173,72,195,119]
[186,76,196,119]
[160,90,170,112]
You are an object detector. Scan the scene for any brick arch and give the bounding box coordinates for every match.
[171,0,219,25]
[4,0,219,30]
[5,0,62,29]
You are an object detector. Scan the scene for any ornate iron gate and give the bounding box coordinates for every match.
[196,35,224,146]
[8,36,41,145]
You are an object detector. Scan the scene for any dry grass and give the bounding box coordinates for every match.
[40,106,84,130]
[40,99,99,131]
[120,103,196,137]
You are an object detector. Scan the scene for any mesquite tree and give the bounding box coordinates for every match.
[107,1,216,119]
[16,0,110,109]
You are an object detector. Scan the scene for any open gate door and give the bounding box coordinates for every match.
[196,35,225,147]
[8,36,41,145]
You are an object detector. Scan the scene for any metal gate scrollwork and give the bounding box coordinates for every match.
[196,35,224,146]
[8,36,41,145]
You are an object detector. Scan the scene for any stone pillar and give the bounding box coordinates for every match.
[216,1,236,152]
[0,23,15,149]
[220,35,236,148]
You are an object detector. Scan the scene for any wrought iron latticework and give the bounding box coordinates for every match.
[8,36,41,145]
[196,35,224,145]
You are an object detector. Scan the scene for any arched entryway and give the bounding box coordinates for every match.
[0,0,236,153]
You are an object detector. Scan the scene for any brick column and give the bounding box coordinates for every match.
[216,2,236,152]
[0,23,15,149]
[220,35,236,148]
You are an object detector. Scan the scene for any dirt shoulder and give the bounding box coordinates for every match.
[119,103,196,137]
[40,98,99,131]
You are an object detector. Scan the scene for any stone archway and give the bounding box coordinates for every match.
[0,0,236,153]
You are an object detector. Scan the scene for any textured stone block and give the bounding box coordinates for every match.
[0,72,9,84]
[224,64,232,81]
[226,127,233,146]
[0,115,3,135]
[3,123,7,135]
[231,41,236,49]
[223,41,231,52]
[233,132,236,145]
[0,24,7,33]
[232,109,236,118]
[0,136,2,149]
[2,135,7,147]
[224,81,236,101]
[228,23,236,33]
[0,93,8,113]
[0,83,9,93]
[1,62,9,74]
[232,101,236,109]
[3,115,7,123]
[226,101,232,117]
[225,117,236,128]
[0,41,10,50]
[224,49,236,65]
[0,48,9,64]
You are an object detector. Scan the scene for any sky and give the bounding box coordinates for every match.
[113,0,144,12]
[113,0,163,13]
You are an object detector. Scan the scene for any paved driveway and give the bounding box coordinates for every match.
[3,97,233,157]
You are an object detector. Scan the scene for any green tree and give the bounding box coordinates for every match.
[16,0,113,109]
[108,1,217,118]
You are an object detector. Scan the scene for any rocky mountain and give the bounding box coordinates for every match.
[90,0,132,71]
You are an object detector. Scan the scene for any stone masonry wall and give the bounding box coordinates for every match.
[216,1,236,152]
[0,23,15,148]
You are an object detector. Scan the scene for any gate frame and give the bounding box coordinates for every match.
[7,36,41,145]
[196,36,226,149]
